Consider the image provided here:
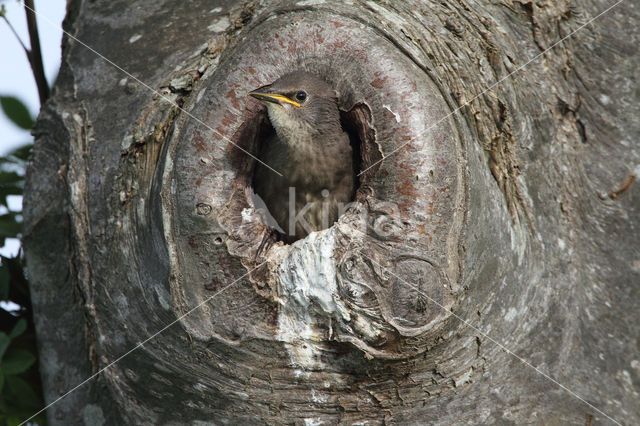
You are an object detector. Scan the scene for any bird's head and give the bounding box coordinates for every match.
[249,71,341,139]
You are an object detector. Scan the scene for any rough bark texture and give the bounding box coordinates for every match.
[23,0,639,424]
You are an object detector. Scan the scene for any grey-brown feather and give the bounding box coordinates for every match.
[252,72,354,240]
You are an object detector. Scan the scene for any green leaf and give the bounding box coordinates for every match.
[8,416,22,426]
[0,171,22,186]
[0,183,23,209]
[0,97,34,130]
[0,183,23,193]
[1,349,35,374]
[0,333,9,360]
[9,319,26,339]
[5,375,40,409]
[8,144,32,162]
[0,368,4,392]
[0,263,9,300]
[0,213,22,238]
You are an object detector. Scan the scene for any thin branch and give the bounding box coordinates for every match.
[23,0,49,104]
[0,2,50,105]
[1,13,30,54]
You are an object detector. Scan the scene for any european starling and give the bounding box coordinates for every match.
[249,71,354,242]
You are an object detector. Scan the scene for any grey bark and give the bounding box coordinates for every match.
[23,0,639,424]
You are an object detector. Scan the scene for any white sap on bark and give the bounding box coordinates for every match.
[274,228,350,370]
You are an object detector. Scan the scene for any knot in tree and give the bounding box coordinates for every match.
[23,1,639,425]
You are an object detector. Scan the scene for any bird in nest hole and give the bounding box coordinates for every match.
[249,71,355,251]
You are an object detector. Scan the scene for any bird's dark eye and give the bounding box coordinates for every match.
[295,91,307,102]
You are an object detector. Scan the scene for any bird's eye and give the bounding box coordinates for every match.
[295,91,307,102]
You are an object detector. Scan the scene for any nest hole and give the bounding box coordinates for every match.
[231,102,380,246]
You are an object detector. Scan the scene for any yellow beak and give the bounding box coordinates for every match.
[248,91,301,108]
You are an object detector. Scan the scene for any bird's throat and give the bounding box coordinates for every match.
[266,106,315,149]
[263,104,350,189]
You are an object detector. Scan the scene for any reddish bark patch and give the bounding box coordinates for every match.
[226,89,241,110]
[370,78,386,89]
[215,126,228,140]
[331,40,346,50]
[396,168,419,212]
[204,279,220,291]
[192,130,207,152]
[222,110,236,127]
[416,223,434,243]
[188,237,199,249]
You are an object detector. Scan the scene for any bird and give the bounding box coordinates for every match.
[249,71,355,244]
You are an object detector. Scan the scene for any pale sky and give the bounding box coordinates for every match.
[0,0,65,257]
[0,0,66,156]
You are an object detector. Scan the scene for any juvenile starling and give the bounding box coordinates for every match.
[249,71,355,241]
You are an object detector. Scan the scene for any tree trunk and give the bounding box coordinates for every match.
[24,0,639,424]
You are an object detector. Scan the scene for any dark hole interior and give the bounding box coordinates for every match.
[339,109,362,194]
